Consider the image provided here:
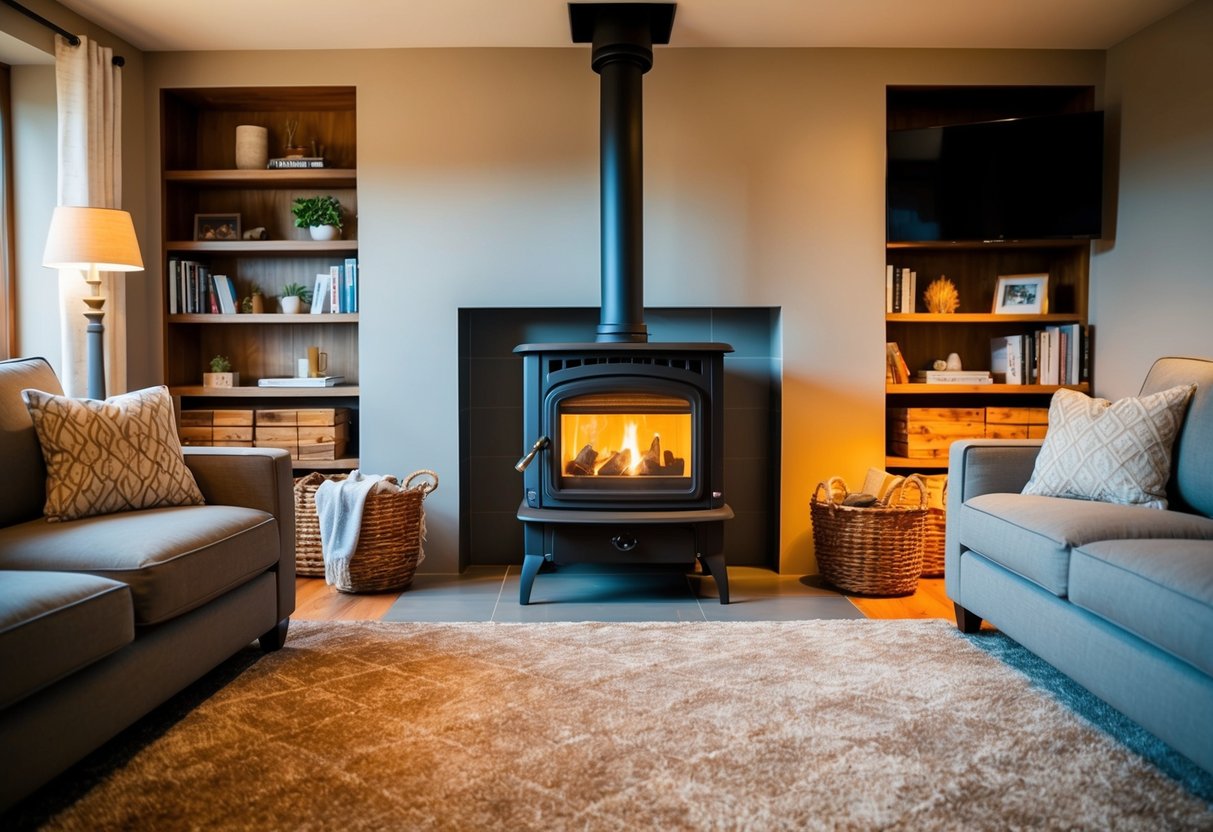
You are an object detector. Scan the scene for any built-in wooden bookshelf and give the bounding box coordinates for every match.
[160,86,360,469]
[884,86,1097,471]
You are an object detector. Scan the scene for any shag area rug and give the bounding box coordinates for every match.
[11,619,1213,831]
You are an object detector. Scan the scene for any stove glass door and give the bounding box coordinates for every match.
[557,391,694,492]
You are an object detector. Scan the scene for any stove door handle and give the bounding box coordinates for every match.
[515,436,550,472]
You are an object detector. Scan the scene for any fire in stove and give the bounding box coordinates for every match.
[559,392,693,479]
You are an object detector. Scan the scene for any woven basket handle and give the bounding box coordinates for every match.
[404,469,439,498]
[812,477,849,507]
[897,473,929,510]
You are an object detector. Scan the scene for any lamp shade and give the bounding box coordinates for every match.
[42,206,144,272]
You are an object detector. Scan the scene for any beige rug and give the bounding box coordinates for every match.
[23,620,1213,830]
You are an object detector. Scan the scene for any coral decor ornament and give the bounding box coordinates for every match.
[924,275,960,314]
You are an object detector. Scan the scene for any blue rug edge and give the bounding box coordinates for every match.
[965,630,1213,805]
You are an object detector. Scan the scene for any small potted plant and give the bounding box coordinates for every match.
[291,195,344,241]
[279,282,311,314]
[203,355,239,388]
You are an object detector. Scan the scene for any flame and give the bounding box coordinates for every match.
[620,421,640,475]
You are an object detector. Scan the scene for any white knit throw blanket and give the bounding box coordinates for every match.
[315,470,390,587]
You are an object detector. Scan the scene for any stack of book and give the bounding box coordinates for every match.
[267,157,325,169]
[914,370,993,385]
[258,376,345,388]
[994,325,1085,385]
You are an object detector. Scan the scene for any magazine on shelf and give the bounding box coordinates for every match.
[257,376,345,388]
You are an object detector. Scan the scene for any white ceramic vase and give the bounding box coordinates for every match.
[280,296,303,314]
[308,224,341,241]
[235,125,268,170]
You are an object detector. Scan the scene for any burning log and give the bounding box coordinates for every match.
[636,435,663,475]
[565,443,599,476]
[597,448,632,476]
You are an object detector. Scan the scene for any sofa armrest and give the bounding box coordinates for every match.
[947,439,1042,505]
[183,447,295,620]
[945,439,1042,602]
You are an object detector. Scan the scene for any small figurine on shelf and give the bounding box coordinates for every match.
[203,355,239,388]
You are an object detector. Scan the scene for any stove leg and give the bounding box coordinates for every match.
[519,553,544,605]
[698,552,730,604]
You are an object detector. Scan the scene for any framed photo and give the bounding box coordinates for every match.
[194,213,241,242]
[992,273,1049,314]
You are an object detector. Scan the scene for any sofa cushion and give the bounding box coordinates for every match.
[22,385,205,522]
[0,505,279,625]
[1139,357,1213,517]
[0,357,61,527]
[1022,384,1194,509]
[958,492,1213,596]
[1069,539,1213,678]
[0,571,133,709]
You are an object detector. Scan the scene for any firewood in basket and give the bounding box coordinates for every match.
[597,448,632,475]
[565,443,599,476]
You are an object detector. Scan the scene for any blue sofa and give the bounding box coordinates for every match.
[946,356,1213,774]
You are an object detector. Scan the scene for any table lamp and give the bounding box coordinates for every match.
[42,206,145,399]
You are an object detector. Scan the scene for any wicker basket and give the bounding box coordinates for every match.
[810,474,927,596]
[890,474,947,578]
[293,470,438,592]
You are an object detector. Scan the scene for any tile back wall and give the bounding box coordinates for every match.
[460,307,781,569]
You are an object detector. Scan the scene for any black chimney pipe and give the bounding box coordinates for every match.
[571,3,675,344]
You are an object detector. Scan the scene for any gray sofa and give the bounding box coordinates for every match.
[0,357,296,809]
[947,356,1213,775]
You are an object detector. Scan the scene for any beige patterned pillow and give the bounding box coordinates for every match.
[22,385,205,522]
[1022,384,1195,509]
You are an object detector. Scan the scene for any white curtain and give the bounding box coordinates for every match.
[54,34,126,397]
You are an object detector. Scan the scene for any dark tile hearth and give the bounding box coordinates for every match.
[381,565,864,623]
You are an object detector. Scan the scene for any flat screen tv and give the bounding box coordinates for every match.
[886,111,1104,242]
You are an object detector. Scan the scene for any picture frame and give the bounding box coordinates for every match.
[992,273,1049,315]
[194,213,241,242]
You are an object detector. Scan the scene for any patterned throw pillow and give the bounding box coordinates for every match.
[22,385,205,522]
[1022,384,1195,509]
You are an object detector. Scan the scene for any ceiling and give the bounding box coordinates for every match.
[50,0,1190,53]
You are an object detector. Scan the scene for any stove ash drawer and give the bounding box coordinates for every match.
[548,524,696,564]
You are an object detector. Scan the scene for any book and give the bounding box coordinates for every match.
[344,258,358,313]
[258,375,345,388]
[886,342,910,384]
[266,157,325,169]
[990,337,1008,381]
[1004,334,1026,385]
[213,275,238,314]
[891,267,903,313]
[915,371,993,384]
[311,273,331,313]
[330,265,342,313]
[168,259,179,314]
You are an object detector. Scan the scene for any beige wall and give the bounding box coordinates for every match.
[144,47,1104,573]
[1094,0,1213,400]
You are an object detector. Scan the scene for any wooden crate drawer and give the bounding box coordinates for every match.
[256,408,349,427]
[253,408,351,459]
[888,407,985,458]
[985,406,1048,440]
[179,409,254,446]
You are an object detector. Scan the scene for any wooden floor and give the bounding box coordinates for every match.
[293,573,961,623]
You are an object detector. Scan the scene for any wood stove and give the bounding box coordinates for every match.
[514,3,734,605]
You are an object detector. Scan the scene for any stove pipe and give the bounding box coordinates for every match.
[571,3,675,344]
